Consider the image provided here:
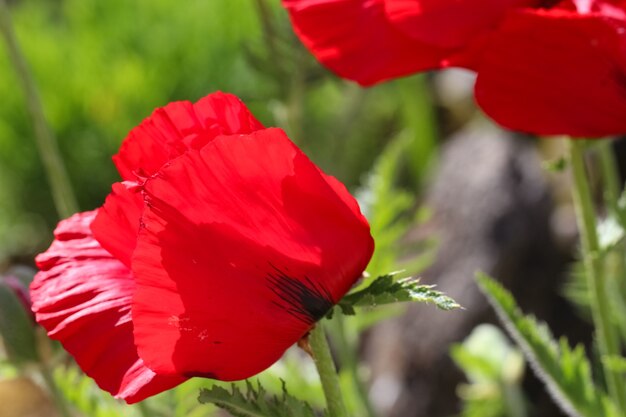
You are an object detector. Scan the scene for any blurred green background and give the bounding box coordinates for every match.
[0,0,438,265]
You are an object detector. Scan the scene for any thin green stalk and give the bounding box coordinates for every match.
[37,331,72,417]
[595,139,626,344]
[135,401,151,417]
[334,314,379,417]
[309,324,349,417]
[568,139,626,412]
[597,140,621,213]
[39,363,72,417]
[0,0,78,218]
[252,0,279,67]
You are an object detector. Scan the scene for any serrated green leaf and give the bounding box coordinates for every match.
[476,273,620,417]
[0,282,38,364]
[198,380,320,417]
[338,273,460,312]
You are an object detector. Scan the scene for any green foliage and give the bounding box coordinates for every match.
[477,273,621,417]
[198,380,322,417]
[0,0,440,264]
[603,355,626,374]
[337,273,460,315]
[54,364,136,417]
[0,280,37,364]
[358,132,436,282]
[451,324,527,417]
[562,190,626,345]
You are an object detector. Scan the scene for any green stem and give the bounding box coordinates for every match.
[309,324,349,417]
[595,140,626,343]
[597,140,621,213]
[40,364,72,417]
[135,401,151,417]
[0,0,78,218]
[333,314,379,417]
[252,0,279,67]
[568,139,626,412]
[37,335,72,417]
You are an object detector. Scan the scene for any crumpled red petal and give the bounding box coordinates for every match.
[91,182,144,268]
[113,92,264,181]
[131,128,374,379]
[282,0,474,85]
[474,7,626,136]
[31,211,185,403]
[383,0,537,48]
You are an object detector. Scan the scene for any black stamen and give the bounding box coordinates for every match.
[267,265,334,325]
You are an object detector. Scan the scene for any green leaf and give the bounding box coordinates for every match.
[53,364,135,417]
[603,356,626,374]
[476,273,620,417]
[0,281,38,364]
[338,273,460,313]
[198,380,320,417]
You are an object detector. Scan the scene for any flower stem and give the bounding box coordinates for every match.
[37,331,72,417]
[333,314,379,417]
[309,323,349,417]
[39,364,72,417]
[135,401,152,417]
[597,140,621,213]
[568,139,626,412]
[0,0,78,218]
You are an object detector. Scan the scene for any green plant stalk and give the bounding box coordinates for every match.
[597,140,621,213]
[252,0,279,67]
[333,314,379,417]
[309,323,349,417]
[595,140,626,355]
[39,364,72,417]
[135,401,152,417]
[0,0,78,218]
[36,332,72,417]
[568,139,626,412]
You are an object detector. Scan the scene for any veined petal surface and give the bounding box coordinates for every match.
[132,128,374,379]
[384,0,537,48]
[31,211,185,403]
[283,0,474,85]
[91,182,144,268]
[113,92,264,181]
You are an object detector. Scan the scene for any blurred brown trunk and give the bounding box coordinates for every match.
[364,124,591,417]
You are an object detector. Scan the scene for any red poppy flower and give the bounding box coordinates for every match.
[473,3,626,136]
[283,0,626,136]
[30,92,374,402]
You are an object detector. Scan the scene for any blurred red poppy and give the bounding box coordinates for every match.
[283,0,626,136]
[30,92,374,403]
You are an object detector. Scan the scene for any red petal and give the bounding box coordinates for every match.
[31,211,185,403]
[282,0,474,85]
[474,7,626,136]
[131,128,374,379]
[384,0,538,48]
[91,182,144,267]
[113,92,264,181]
